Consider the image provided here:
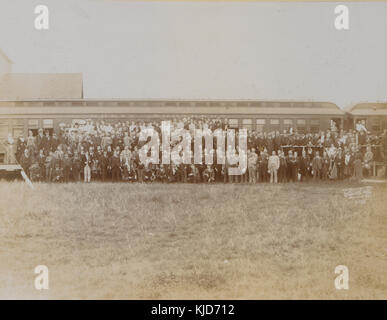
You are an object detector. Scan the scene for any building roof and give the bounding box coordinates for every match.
[0,73,83,100]
[348,103,387,116]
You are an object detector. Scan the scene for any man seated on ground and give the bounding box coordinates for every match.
[20,148,32,178]
[203,165,215,183]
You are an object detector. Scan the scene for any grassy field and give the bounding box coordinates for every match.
[0,180,386,299]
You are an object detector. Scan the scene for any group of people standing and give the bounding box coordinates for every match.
[3,117,385,184]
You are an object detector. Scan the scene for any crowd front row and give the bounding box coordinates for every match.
[16,143,375,184]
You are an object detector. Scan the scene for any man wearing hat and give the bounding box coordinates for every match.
[335,147,345,180]
[36,128,44,151]
[258,148,268,182]
[312,151,323,180]
[247,148,258,184]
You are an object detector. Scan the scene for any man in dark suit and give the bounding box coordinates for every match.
[110,150,121,182]
[20,149,32,178]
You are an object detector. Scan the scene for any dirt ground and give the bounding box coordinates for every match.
[0,180,386,299]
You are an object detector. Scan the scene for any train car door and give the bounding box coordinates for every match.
[330,118,342,131]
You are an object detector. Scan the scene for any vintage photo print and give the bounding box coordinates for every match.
[0,0,386,304]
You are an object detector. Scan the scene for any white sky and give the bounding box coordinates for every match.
[1,0,387,108]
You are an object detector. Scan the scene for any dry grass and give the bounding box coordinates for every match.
[0,180,386,299]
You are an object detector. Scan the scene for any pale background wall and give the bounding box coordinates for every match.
[0,0,387,108]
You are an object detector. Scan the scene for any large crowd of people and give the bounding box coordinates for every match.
[3,117,386,183]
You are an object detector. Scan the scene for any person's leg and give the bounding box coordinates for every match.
[102,168,106,182]
[274,169,278,183]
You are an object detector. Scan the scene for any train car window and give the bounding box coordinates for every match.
[28,119,39,136]
[270,119,280,132]
[242,119,252,130]
[12,119,24,138]
[371,119,381,132]
[43,119,54,135]
[228,119,239,129]
[256,119,265,132]
[43,119,53,128]
[0,120,8,139]
[283,119,293,132]
[13,127,24,139]
[310,119,320,133]
[297,119,306,133]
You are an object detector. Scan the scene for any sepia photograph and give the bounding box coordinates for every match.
[0,0,386,307]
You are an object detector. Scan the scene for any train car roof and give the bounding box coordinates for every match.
[0,99,345,116]
[348,103,387,116]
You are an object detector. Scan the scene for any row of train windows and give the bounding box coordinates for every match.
[1,118,385,139]
[227,119,320,133]
[0,118,318,137]
[370,119,387,132]
[0,119,54,138]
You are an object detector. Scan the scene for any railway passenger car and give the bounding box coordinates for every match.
[346,103,387,134]
[0,99,346,139]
